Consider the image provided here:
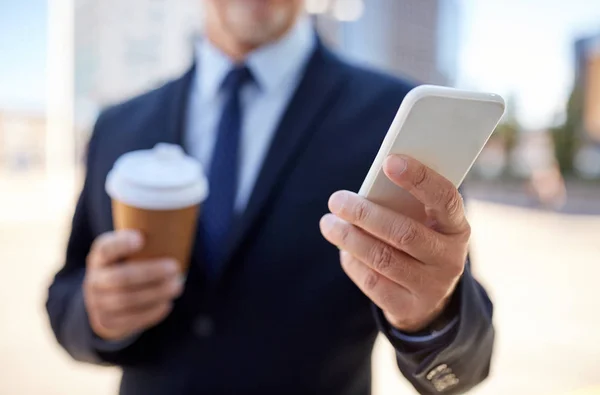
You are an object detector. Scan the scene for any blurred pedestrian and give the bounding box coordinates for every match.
[520,132,567,209]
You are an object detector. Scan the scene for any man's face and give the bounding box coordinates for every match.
[205,0,305,46]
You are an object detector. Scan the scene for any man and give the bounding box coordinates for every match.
[46,1,495,394]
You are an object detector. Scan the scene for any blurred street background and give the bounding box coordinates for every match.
[1,0,600,394]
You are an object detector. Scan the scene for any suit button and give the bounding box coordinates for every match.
[427,364,449,381]
[427,364,459,392]
[194,315,215,337]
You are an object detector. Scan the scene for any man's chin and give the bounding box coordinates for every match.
[226,7,293,47]
[231,25,282,47]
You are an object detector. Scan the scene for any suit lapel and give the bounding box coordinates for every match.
[162,64,197,148]
[214,43,347,281]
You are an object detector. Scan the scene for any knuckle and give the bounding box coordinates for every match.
[462,221,472,239]
[387,216,409,244]
[370,244,394,273]
[338,222,352,245]
[398,222,418,246]
[363,271,380,292]
[352,199,370,222]
[412,165,429,189]
[443,190,462,216]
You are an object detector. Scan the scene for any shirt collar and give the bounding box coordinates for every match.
[195,15,316,102]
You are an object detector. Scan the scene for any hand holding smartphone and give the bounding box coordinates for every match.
[358,85,506,222]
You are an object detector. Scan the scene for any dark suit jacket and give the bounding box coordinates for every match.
[45,41,494,395]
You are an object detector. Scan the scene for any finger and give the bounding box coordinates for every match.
[320,214,426,289]
[328,191,447,265]
[97,302,172,339]
[382,155,468,234]
[91,259,179,291]
[339,250,414,320]
[96,276,183,315]
[88,230,144,268]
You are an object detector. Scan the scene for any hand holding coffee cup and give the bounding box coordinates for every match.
[83,143,208,340]
[83,229,183,341]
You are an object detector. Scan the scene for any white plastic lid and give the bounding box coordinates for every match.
[105,143,209,210]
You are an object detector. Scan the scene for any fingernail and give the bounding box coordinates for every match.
[320,214,338,233]
[386,155,407,176]
[329,191,348,214]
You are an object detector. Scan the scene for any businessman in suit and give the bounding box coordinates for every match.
[46,1,495,394]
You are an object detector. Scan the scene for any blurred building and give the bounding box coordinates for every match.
[73,0,203,145]
[72,0,460,128]
[313,0,460,86]
[575,32,600,143]
[573,32,600,178]
[0,111,46,172]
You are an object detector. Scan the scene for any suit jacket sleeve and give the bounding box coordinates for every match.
[44,112,139,366]
[373,258,494,394]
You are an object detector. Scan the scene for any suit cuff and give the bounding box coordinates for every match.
[376,263,495,394]
[63,288,139,362]
[389,316,459,343]
[92,333,140,352]
[59,288,107,364]
[374,278,462,353]
[372,302,459,357]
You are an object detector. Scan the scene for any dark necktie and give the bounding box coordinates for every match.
[199,65,253,277]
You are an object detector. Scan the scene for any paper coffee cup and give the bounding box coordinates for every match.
[105,143,208,273]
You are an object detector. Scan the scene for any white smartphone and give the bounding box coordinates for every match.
[358,85,506,222]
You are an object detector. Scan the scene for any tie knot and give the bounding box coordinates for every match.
[220,65,254,94]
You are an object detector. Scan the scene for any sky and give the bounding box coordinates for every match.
[457,0,600,130]
[0,0,599,129]
[0,0,47,112]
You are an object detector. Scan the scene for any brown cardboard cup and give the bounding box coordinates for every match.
[111,201,200,273]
